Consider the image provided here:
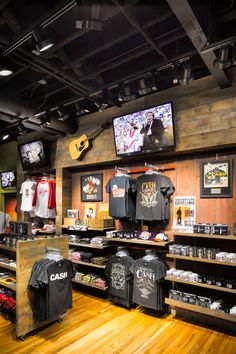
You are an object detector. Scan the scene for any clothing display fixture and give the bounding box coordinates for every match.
[32,177,56,219]
[20,180,36,212]
[28,249,75,322]
[105,247,134,308]
[106,170,136,221]
[135,171,175,221]
[130,252,168,311]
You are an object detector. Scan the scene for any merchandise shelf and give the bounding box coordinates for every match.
[108,238,170,247]
[69,242,111,249]
[0,279,16,291]
[166,254,236,267]
[165,276,236,294]
[61,225,114,231]
[165,298,236,323]
[173,232,236,240]
[70,260,106,269]
[0,262,16,272]
[0,244,16,252]
[72,279,107,291]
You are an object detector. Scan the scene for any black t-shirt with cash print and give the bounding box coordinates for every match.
[130,258,167,310]
[135,173,175,221]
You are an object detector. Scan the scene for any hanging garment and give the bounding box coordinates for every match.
[20,180,36,212]
[32,179,56,218]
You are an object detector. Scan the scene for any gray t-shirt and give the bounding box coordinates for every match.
[135,173,174,221]
[106,176,136,219]
[130,258,167,310]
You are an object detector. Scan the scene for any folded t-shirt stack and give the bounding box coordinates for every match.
[80,252,93,263]
[93,278,107,289]
[80,238,91,244]
[69,251,81,262]
[91,256,108,266]
[90,237,108,247]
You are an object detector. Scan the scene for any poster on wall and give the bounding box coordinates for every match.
[84,203,96,220]
[172,196,196,233]
[81,174,103,202]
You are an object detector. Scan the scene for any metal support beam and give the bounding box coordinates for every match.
[166,0,231,88]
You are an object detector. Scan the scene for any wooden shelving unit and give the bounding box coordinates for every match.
[165,298,236,323]
[0,279,16,291]
[165,276,236,294]
[0,244,16,252]
[72,278,107,291]
[70,260,106,269]
[0,262,16,272]
[108,238,170,247]
[174,232,236,240]
[166,254,236,266]
[61,225,114,231]
[69,242,111,249]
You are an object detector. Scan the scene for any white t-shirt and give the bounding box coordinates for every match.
[20,181,36,212]
[34,181,56,218]
[0,211,10,234]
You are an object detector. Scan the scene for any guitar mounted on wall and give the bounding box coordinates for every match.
[69,122,111,160]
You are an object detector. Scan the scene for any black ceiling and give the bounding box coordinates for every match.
[0,0,236,140]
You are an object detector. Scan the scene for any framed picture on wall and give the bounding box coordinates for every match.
[84,203,96,220]
[81,173,103,202]
[200,159,233,198]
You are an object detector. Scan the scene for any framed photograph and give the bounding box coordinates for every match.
[67,209,79,218]
[81,173,103,202]
[200,159,233,198]
[84,203,96,220]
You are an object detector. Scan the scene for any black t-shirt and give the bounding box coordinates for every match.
[106,175,136,219]
[130,258,167,310]
[41,259,75,319]
[135,173,175,221]
[105,255,134,299]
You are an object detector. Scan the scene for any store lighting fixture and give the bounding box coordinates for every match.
[179,64,194,85]
[214,46,232,70]
[94,89,108,112]
[138,78,152,95]
[1,134,9,140]
[32,30,54,53]
[150,70,158,91]
[0,66,13,77]
[76,4,103,31]
[172,64,179,84]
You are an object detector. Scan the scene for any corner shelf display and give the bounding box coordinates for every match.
[63,226,114,294]
[0,236,68,339]
[165,232,236,323]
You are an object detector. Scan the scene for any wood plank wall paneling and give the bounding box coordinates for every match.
[69,153,236,238]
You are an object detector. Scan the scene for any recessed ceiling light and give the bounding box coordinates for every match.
[2,134,9,140]
[0,68,13,77]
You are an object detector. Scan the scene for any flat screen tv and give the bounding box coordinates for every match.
[0,170,16,189]
[18,139,49,171]
[113,102,175,156]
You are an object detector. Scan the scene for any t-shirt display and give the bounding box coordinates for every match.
[106,175,136,221]
[130,257,167,310]
[135,173,175,221]
[20,180,36,212]
[32,179,56,218]
[29,258,75,322]
[105,254,134,308]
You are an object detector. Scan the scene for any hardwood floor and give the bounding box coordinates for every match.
[1,291,236,354]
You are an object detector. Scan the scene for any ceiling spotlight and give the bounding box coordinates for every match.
[179,64,194,85]
[150,70,158,91]
[214,45,232,70]
[76,4,103,31]
[172,64,179,84]
[94,89,109,112]
[122,86,136,102]
[17,122,27,135]
[138,78,152,95]
[0,66,13,77]
[32,30,54,53]
[2,134,9,140]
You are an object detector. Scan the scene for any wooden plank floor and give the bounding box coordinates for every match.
[0,291,236,354]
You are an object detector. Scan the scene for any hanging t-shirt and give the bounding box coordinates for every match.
[32,180,56,218]
[20,180,36,212]
[0,211,10,234]
[135,173,175,221]
[130,258,167,310]
[106,175,136,220]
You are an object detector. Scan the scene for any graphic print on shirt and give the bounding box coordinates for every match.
[136,266,155,299]
[111,185,125,198]
[140,182,158,208]
[111,263,125,290]
[25,188,30,198]
[39,187,48,197]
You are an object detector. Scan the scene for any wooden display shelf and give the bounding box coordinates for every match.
[0,279,16,291]
[70,260,106,269]
[60,225,114,231]
[69,242,111,249]
[165,298,236,323]
[173,232,236,240]
[166,254,236,267]
[0,244,16,252]
[72,279,107,291]
[165,277,236,294]
[0,262,16,272]
[108,238,170,247]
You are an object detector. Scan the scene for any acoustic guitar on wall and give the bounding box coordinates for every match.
[69,122,111,160]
